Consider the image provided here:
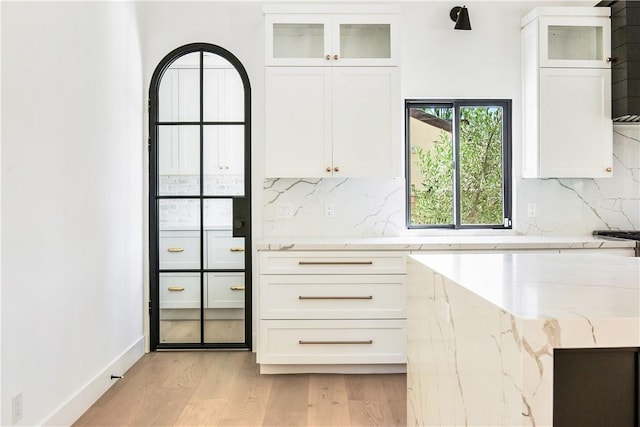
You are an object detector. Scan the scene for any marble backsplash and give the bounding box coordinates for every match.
[262,125,640,237]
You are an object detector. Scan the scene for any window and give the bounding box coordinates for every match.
[406,100,512,229]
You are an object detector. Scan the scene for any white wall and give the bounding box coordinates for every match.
[1,2,144,425]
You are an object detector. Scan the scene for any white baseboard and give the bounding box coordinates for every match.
[41,336,145,427]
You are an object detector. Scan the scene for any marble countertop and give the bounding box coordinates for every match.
[256,234,636,251]
[410,252,640,320]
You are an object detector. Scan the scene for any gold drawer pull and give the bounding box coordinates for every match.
[299,296,373,300]
[168,286,185,292]
[298,261,373,266]
[230,285,245,291]
[299,340,373,345]
[229,247,245,252]
[167,247,185,253]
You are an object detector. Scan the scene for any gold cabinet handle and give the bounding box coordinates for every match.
[326,166,332,173]
[334,166,339,172]
[325,54,331,60]
[333,54,339,60]
[167,247,184,253]
[168,286,185,292]
[299,340,372,345]
[299,296,372,300]
[230,285,245,291]
[298,261,373,265]
[229,247,245,252]
[606,167,612,172]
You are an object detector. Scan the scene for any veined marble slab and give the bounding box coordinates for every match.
[407,253,640,427]
[257,235,636,251]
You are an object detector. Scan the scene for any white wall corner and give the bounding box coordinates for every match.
[40,337,145,427]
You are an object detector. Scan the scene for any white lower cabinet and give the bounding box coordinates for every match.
[257,251,407,373]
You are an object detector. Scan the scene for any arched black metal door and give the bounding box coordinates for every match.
[149,43,251,350]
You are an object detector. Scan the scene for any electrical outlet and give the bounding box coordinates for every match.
[527,202,537,218]
[324,204,335,218]
[12,392,23,424]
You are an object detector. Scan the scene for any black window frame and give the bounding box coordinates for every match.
[405,99,513,230]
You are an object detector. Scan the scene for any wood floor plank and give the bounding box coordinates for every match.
[189,351,244,400]
[262,374,310,427]
[307,374,351,427]
[174,398,228,427]
[345,375,387,401]
[160,351,213,389]
[215,352,273,426]
[379,373,407,426]
[348,399,397,427]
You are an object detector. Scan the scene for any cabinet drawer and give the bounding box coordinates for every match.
[159,231,200,270]
[260,251,406,275]
[206,272,245,309]
[160,273,200,309]
[260,275,405,319]
[207,231,245,269]
[258,319,406,364]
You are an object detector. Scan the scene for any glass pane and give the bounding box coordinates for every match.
[203,53,244,122]
[459,106,504,225]
[273,23,324,58]
[158,125,200,195]
[158,52,201,122]
[158,68,178,122]
[548,26,603,61]
[204,273,245,343]
[340,24,390,59]
[203,198,233,230]
[159,272,201,344]
[203,125,244,196]
[408,106,454,225]
[158,199,201,245]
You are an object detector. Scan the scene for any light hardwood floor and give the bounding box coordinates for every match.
[73,351,406,427]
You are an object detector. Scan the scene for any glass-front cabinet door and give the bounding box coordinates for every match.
[539,16,611,68]
[266,14,397,66]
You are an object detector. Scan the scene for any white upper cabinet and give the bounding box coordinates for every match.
[521,7,613,178]
[264,7,401,178]
[266,13,398,67]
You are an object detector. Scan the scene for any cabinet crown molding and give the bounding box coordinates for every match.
[263,3,399,15]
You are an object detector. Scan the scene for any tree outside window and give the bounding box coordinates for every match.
[406,100,512,229]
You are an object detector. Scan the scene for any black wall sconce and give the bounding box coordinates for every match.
[450,6,472,30]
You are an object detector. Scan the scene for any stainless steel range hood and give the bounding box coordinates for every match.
[597,1,640,122]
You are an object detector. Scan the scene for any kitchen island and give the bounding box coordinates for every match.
[407,253,640,427]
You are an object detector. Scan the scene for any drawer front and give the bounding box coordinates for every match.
[160,273,201,309]
[159,231,200,270]
[260,275,406,319]
[207,231,245,269]
[258,319,406,364]
[259,251,406,275]
[206,272,245,309]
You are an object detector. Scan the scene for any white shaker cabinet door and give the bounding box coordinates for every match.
[332,66,399,177]
[265,67,332,178]
[538,67,612,178]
